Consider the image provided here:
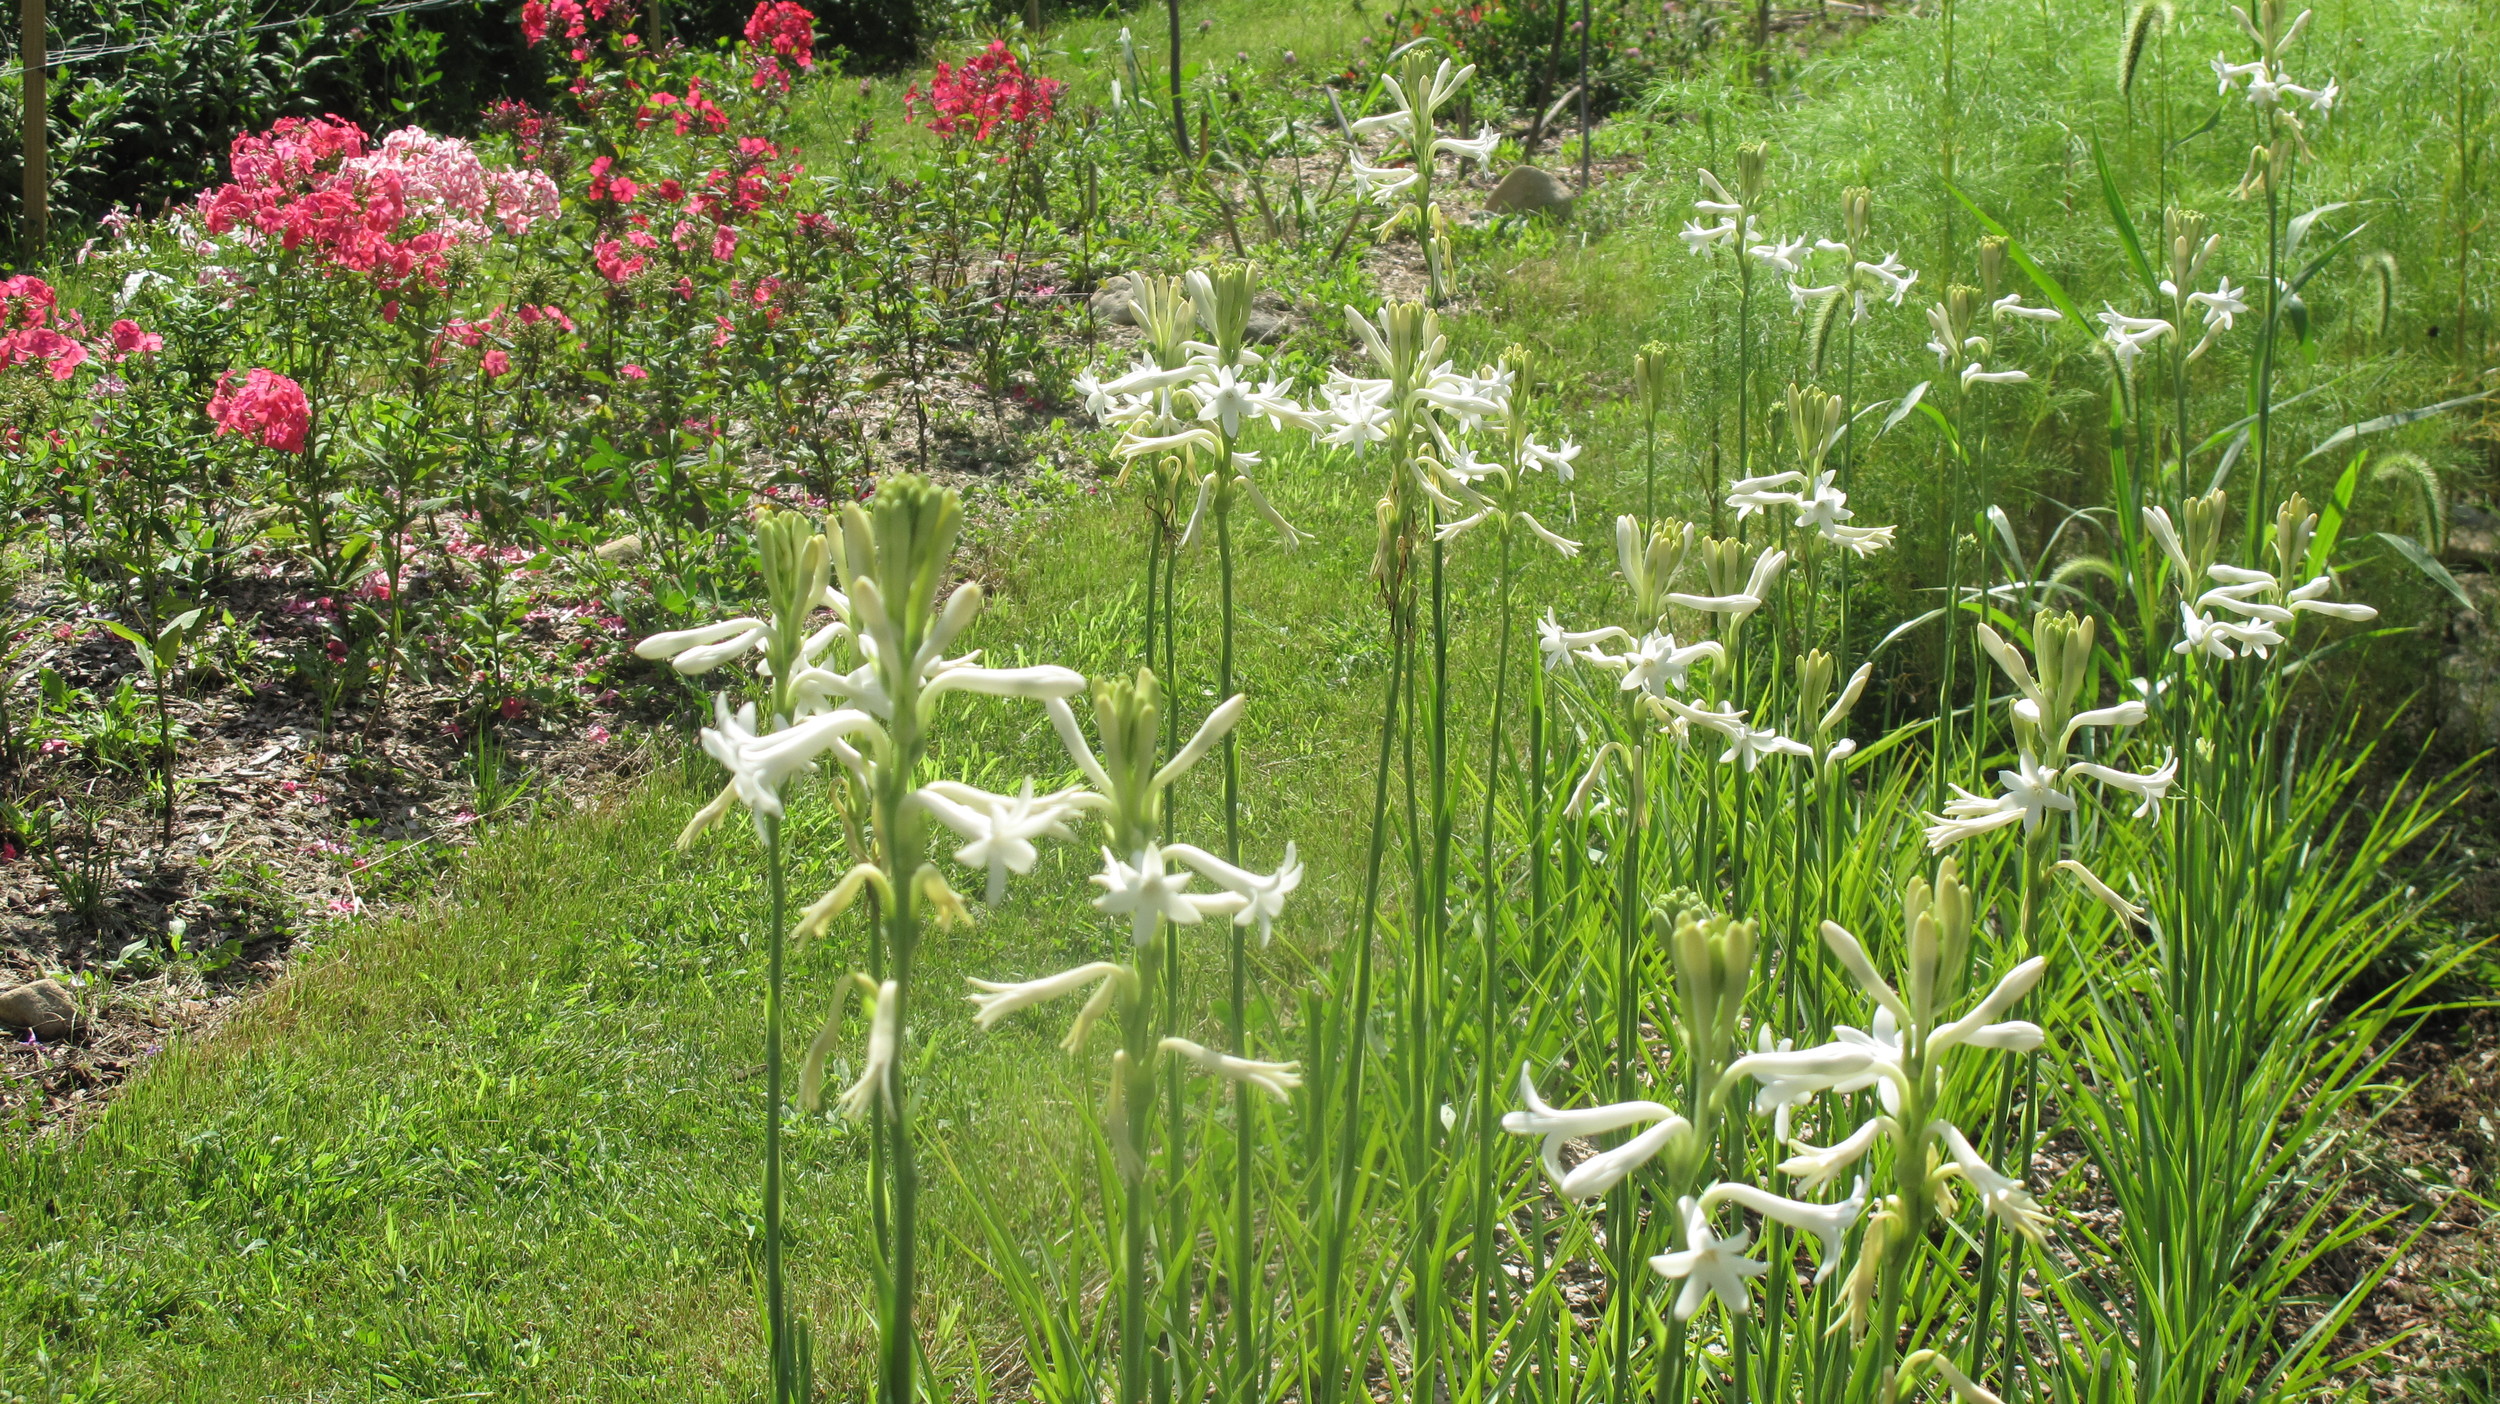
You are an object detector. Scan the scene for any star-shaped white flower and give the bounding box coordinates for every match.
[1091,844,1210,945]
[1649,1197,1769,1321]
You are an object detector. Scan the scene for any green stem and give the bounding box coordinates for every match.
[1316,615,1408,1404]
[765,819,791,1402]
[1470,523,1517,1357]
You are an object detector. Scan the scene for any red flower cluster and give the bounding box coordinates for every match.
[904,41,1065,144]
[742,1,816,93]
[0,276,86,381]
[595,238,649,284]
[207,368,312,454]
[585,155,641,206]
[483,98,552,165]
[522,0,624,59]
[636,80,731,136]
[108,319,163,358]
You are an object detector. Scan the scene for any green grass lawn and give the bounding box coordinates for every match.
[5,0,2492,1394]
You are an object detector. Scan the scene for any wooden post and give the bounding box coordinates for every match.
[1576,0,1590,193]
[1166,0,1189,159]
[19,0,44,261]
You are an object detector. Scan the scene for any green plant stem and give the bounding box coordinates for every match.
[1216,494,1259,1400]
[1316,607,1406,1404]
[1469,522,1517,1357]
[763,818,793,1404]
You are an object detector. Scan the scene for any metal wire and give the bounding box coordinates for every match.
[7,0,484,72]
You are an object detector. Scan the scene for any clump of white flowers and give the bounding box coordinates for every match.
[1727,860,2046,1363]
[2147,489,2376,662]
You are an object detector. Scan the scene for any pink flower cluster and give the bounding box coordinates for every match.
[206,368,312,454]
[522,0,626,59]
[904,41,1065,144]
[198,116,555,290]
[742,1,816,93]
[636,79,731,136]
[0,276,86,380]
[350,126,560,239]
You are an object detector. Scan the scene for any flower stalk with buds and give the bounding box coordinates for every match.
[1346,46,1495,304]
[1730,862,2048,1390]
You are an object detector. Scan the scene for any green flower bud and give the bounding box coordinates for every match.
[1091,668,1166,850]
[1736,142,1769,206]
[2183,489,2229,579]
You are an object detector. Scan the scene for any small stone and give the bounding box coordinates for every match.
[1246,309,1290,344]
[1486,165,1575,218]
[595,534,643,563]
[1088,275,1137,325]
[0,978,75,1041]
[2447,504,2498,566]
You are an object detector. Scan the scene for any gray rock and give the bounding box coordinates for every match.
[1088,275,1136,325]
[2447,504,2498,567]
[0,978,75,1041]
[1247,308,1290,344]
[1486,164,1575,218]
[594,534,644,563]
[2439,572,2500,749]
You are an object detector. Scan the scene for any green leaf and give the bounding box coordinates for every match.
[2301,389,2496,463]
[1944,185,2088,326]
[2284,201,2351,262]
[102,622,147,648]
[2289,217,2369,295]
[1880,381,1931,436]
[2090,133,2161,302]
[2376,531,2479,616]
[1914,399,1966,456]
[2163,103,2227,158]
[2306,452,2364,579]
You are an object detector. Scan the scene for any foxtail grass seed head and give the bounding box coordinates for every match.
[2119,0,2169,95]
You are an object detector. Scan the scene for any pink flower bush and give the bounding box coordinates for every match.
[742,1,816,93]
[198,116,556,289]
[905,41,1065,144]
[1,276,88,380]
[108,318,163,358]
[207,369,312,453]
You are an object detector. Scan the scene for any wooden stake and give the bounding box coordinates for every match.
[20,0,46,260]
[1576,0,1591,194]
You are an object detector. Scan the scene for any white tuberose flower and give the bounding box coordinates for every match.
[1161,841,1304,944]
[1091,844,1212,945]
[1698,1178,1869,1283]
[1501,1063,1690,1201]
[1921,752,2075,851]
[1649,1197,1769,1321]
[1161,1036,1303,1100]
